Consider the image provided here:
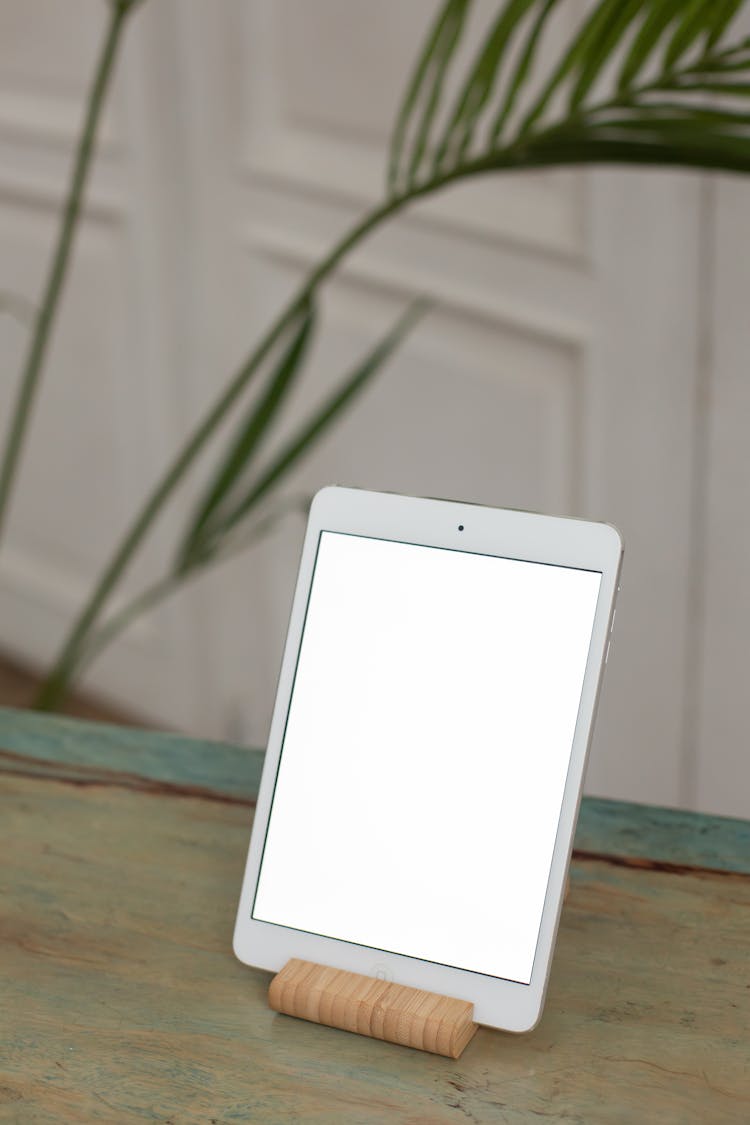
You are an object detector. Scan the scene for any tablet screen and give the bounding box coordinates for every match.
[252,531,601,985]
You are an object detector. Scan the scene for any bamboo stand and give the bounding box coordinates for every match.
[268,880,571,1058]
[269,958,478,1058]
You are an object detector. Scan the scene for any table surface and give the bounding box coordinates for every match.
[1,707,748,1124]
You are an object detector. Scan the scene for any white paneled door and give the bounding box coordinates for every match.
[694,179,750,819]
[0,0,746,816]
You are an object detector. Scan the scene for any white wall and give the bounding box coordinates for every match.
[1,0,748,818]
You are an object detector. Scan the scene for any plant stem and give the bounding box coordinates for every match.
[31,208,394,707]
[72,494,309,680]
[0,1,134,543]
[29,21,750,710]
[32,151,528,711]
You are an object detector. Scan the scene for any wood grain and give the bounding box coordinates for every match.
[269,959,478,1058]
[1,709,749,1122]
[0,705,263,800]
[2,706,749,873]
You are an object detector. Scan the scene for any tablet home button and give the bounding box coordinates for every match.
[371,963,392,982]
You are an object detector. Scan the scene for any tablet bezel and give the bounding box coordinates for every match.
[233,486,622,1032]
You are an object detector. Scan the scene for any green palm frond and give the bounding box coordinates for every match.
[388,0,750,190]
[33,0,750,709]
[179,300,429,572]
[176,296,317,572]
[388,0,471,194]
[432,0,538,173]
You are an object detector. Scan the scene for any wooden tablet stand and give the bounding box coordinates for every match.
[269,882,570,1058]
[269,958,478,1058]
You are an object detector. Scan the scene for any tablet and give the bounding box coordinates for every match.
[233,486,622,1033]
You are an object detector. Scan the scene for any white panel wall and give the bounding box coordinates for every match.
[694,178,750,819]
[0,0,205,726]
[0,0,746,817]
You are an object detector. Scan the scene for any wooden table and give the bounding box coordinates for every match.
[1,707,748,1123]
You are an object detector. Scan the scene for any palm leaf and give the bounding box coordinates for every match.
[489,0,558,143]
[618,0,684,92]
[518,0,626,134]
[686,55,750,75]
[400,0,750,180]
[593,102,750,126]
[187,300,429,565]
[431,0,538,172]
[705,0,744,49]
[388,0,471,193]
[663,0,720,71]
[404,0,473,189]
[568,0,647,111]
[38,0,750,711]
[177,297,315,570]
[516,121,750,173]
[710,0,746,48]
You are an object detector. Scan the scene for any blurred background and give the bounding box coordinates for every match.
[0,0,748,818]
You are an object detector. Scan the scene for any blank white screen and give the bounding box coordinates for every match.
[253,532,601,984]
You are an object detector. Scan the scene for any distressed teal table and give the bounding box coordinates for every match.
[1,707,748,1123]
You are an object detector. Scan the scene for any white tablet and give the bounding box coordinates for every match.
[234,486,622,1033]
